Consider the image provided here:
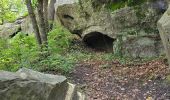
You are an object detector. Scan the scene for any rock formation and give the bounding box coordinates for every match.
[0,23,21,38]
[158,5,170,66]
[56,0,115,52]
[0,0,168,58]
[56,0,168,57]
[0,68,85,100]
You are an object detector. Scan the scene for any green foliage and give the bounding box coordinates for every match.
[107,1,126,11]
[37,54,75,74]
[0,25,75,73]
[34,25,75,73]
[0,24,160,73]
[0,0,26,24]
[48,25,72,53]
[0,33,39,71]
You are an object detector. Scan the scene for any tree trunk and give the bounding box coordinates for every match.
[43,0,49,33]
[25,0,42,46]
[37,0,48,45]
[1,18,4,25]
[48,0,56,29]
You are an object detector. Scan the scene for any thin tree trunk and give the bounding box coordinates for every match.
[25,0,42,46]
[48,0,56,29]
[1,18,4,25]
[43,0,49,33]
[37,0,48,45]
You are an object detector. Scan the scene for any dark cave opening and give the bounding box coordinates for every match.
[83,32,114,52]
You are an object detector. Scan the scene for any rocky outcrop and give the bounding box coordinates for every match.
[158,5,170,66]
[56,0,115,52]
[0,68,85,100]
[0,23,21,38]
[56,0,168,57]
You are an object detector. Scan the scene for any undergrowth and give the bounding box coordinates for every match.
[0,24,160,74]
[0,25,75,73]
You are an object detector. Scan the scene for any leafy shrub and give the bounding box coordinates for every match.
[48,24,72,54]
[0,33,39,71]
[0,25,75,73]
[0,0,27,24]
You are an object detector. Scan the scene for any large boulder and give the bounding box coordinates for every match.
[0,23,21,38]
[56,0,115,52]
[117,36,164,58]
[0,68,85,100]
[158,5,170,66]
[112,1,167,58]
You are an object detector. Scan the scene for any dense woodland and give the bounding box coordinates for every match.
[0,0,170,99]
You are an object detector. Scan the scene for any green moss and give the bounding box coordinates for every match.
[106,0,151,11]
[107,1,126,11]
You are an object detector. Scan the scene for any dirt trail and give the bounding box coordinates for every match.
[70,59,170,100]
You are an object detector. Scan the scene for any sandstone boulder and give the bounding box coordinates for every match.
[0,68,85,100]
[56,0,115,52]
[0,23,21,38]
[158,5,170,66]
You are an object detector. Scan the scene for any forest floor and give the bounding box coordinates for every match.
[47,38,170,100]
[70,58,170,100]
[67,39,170,100]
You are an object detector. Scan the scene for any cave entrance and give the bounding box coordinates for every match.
[83,32,114,52]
